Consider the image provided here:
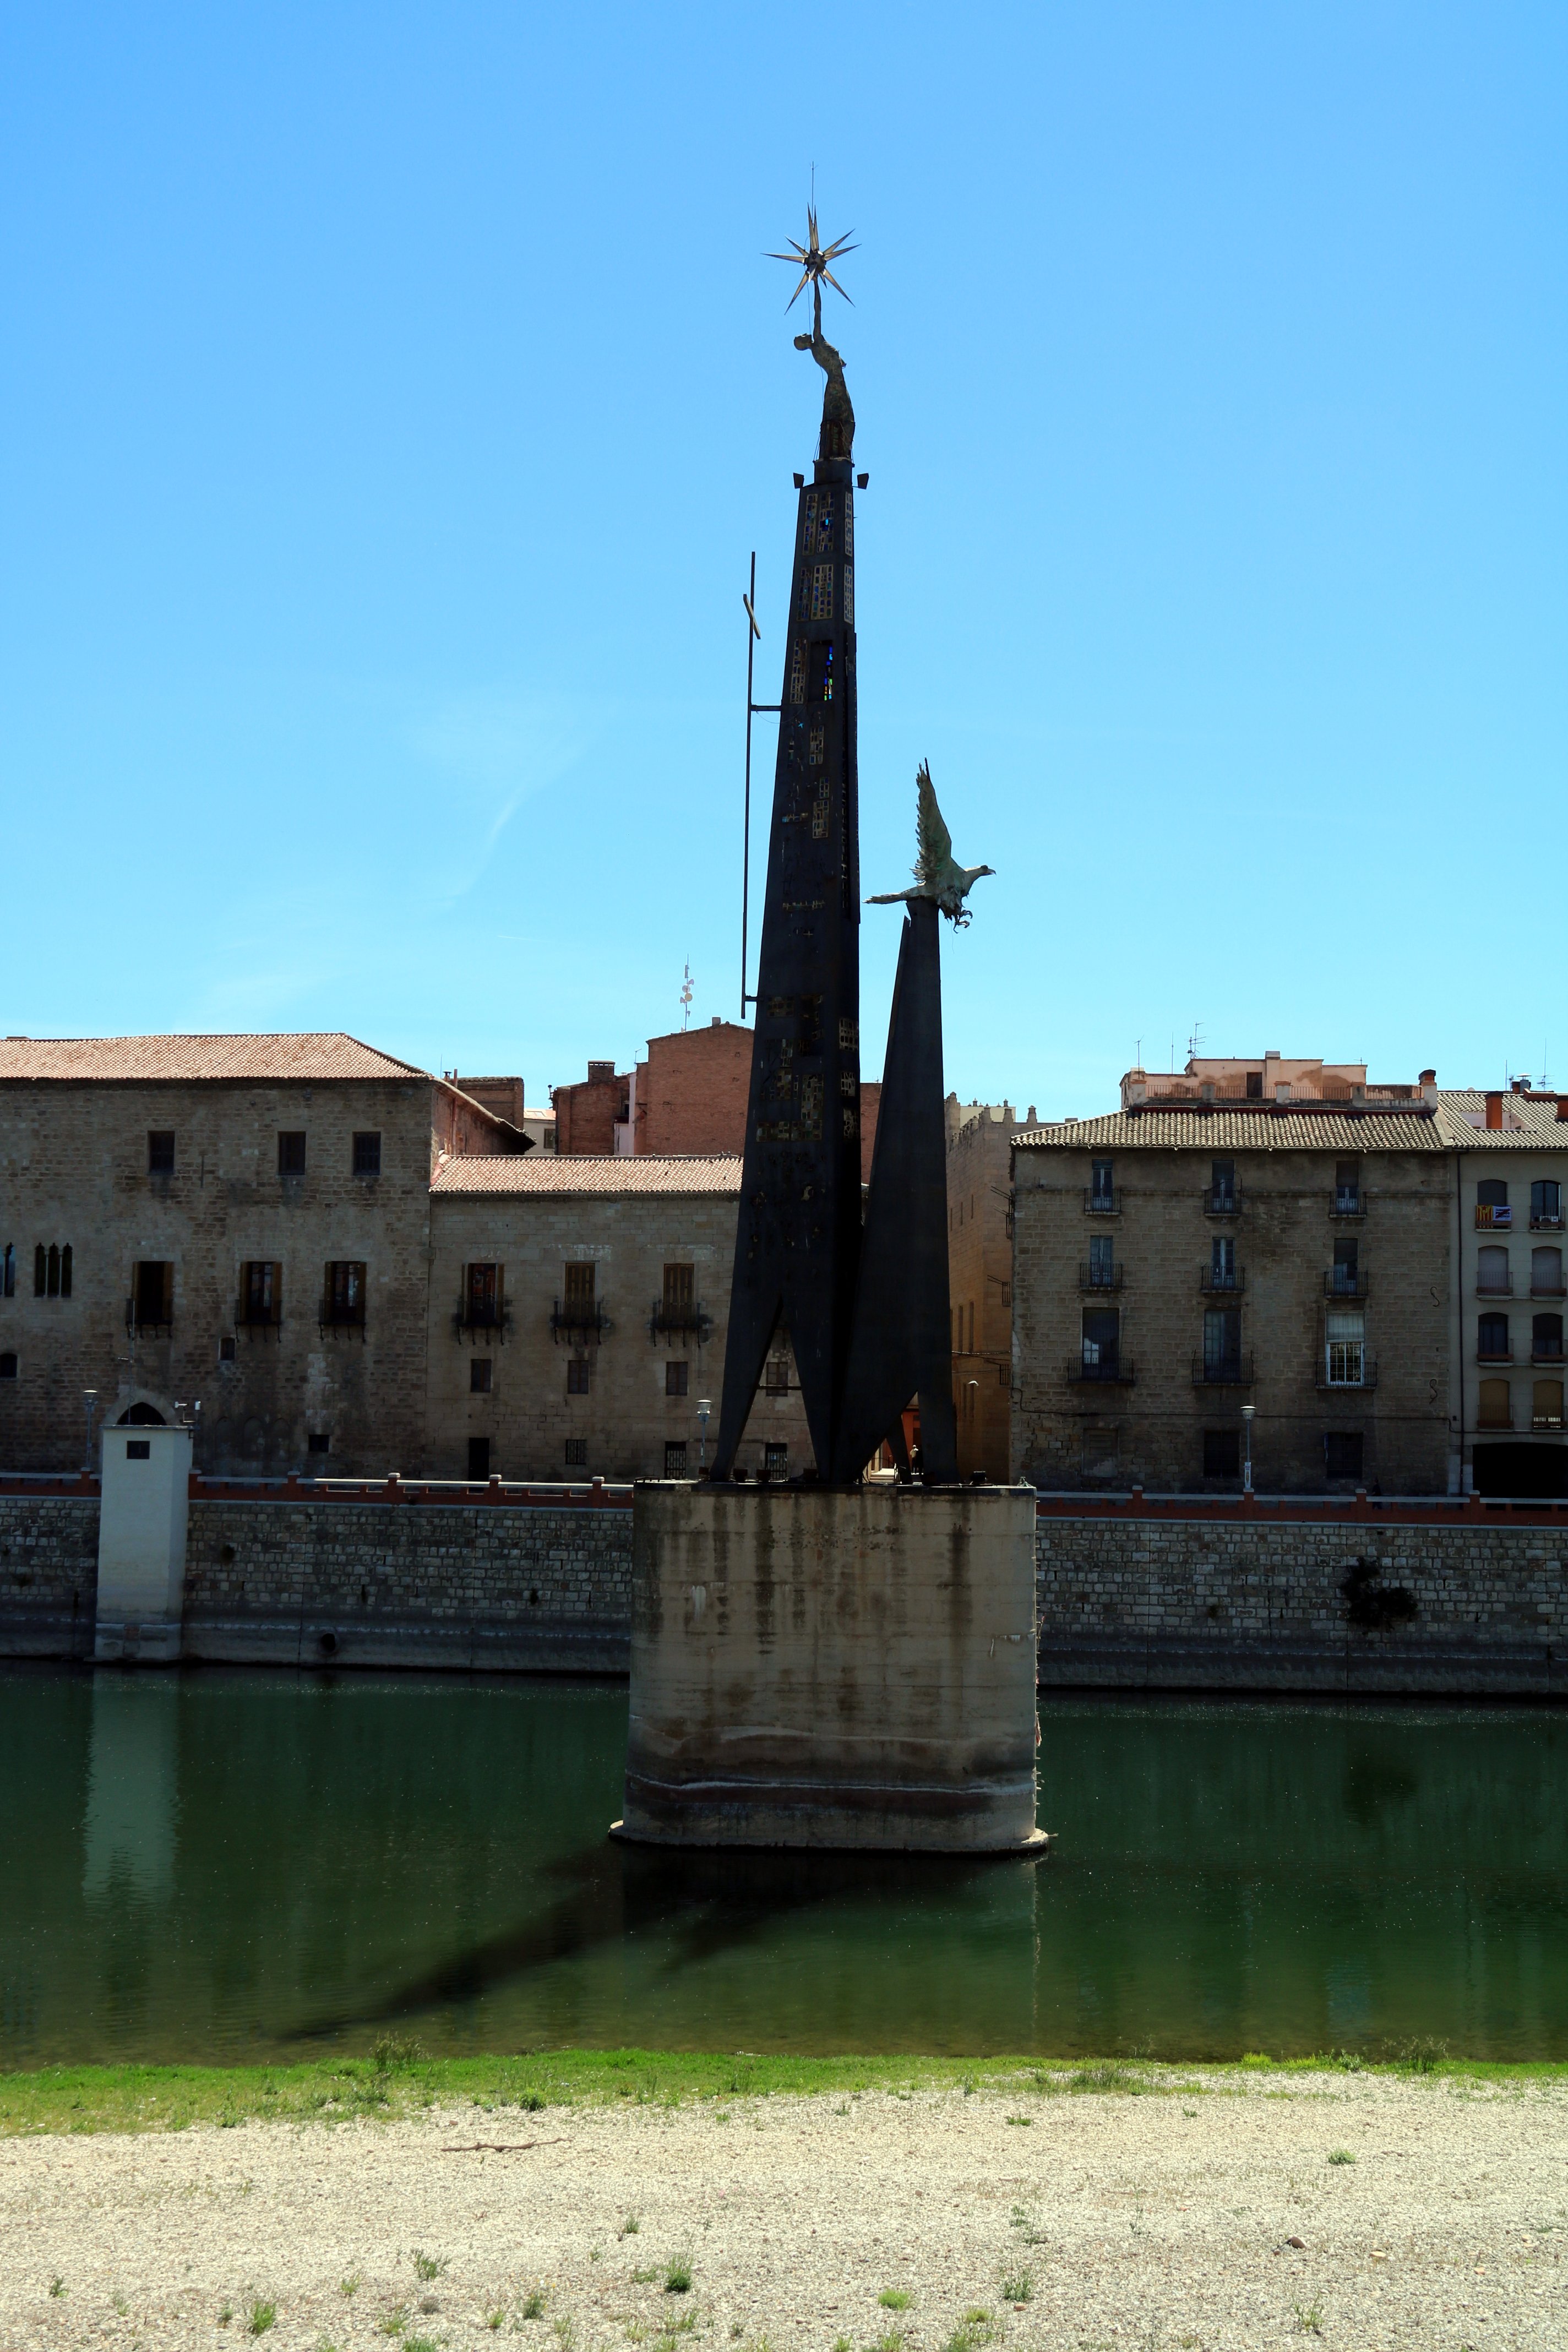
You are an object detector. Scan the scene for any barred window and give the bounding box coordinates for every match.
[352,1131,382,1178]
[564,1437,587,1467]
[665,1441,688,1478]
[278,1131,307,1175]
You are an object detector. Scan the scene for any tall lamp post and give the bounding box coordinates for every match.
[81,1389,98,1476]
[1240,1403,1255,1495]
[696,1398,711,1475]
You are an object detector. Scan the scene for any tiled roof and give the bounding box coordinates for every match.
[1012,1109,1447,1154]
[1436,1092,1567,1148]
[0,1033,430,1083]
[431,1154,743,1196]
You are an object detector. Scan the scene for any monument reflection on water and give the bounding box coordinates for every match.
[3,1665,1568,2067]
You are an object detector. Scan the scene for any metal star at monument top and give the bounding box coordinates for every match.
[767,206,857,311]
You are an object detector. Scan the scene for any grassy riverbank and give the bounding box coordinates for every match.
[3,2041,1565,2137]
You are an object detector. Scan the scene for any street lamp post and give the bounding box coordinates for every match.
[1240,1402,1255,1495]
[81,1389,98,1476]
[696,1398,711,1474]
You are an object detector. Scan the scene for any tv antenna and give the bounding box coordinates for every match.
[679,960,694,1032]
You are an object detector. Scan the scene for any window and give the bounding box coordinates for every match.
[219,1335,237,1364]
[665,1441,688,1478]
[278,1131,307,1176]
[564,1437,587,1467]
[1325,1431,1364,1481]
[1331,1238,1360,1294]
[1533,1246,1565,1297]
[307,1433,330,1455]
[809,562,834,620]
[238,1261,279,1326]
[323,1261,366,1326]
[1477,1311,1510,1361]
[0,1353,15,1380]
[764,1441,789,1478]
[132,1259,173,1327]
[663,1262,695,1314]
[1531,1179,1564,1230]
[1477,1376,1511,1430]
[764,1330,793,1393]
[1088,1235,1115,1287]
[1325,1310,1365,1386]
[147,1130,175,1174]
[1477,1244,1510,1294]
[666,1359,689,1397]
[2,1244,13,1297]
[352,1131,382,1178]
[1334,1158,1360,1213]
[564,1262,595,1308]
[1203,1429,1240,1478]
[470,1357,493,1394]
[467,1436,491,1479]
[1210,1236,1236,1288]
[1245,1070,1263,1099]
[1533,1313,1564,1362]
[466,1262,502,1326]
[1090,1158,1115,1208]
[34,1244,72,1299]
[1203,1307,1242,1380]
[1476,1178,1510,1230]
[567,1357,590,1394]
[1535,1379,1565,1433]
[126,1439,151,1461]
[1081,1308,1120,1377]
[1210,1159,1237,1211]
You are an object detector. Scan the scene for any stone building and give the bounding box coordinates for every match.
[946,1096,1016,1481]
[1011,1066,1453,1494]
[1441,1083,1568,1496]
[0,1034,521,1476]
[426,1154,810,1481]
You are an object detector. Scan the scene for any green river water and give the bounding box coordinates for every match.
[3,1664,1565,2066]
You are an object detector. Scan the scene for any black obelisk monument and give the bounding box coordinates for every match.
[710,292,864,1479]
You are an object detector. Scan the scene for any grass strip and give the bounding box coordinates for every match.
[1,2042,1566,2138]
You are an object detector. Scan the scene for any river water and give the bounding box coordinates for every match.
[3,1665,1565,2066]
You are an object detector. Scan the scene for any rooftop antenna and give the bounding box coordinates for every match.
[1187,1020,1204,1064]
[679,960,694,1032]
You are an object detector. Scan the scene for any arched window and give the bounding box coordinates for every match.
[1477,1377,1511,1429]
[1478,1178,1509,1206]
[46,1244,59,1297]
[1533,1314,1564,1362]
[1533,1246,1564,1297]
[1476,1245,1510,1294]
[1477,1313,1510,1360]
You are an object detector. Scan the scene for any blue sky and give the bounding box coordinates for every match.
[3,3,1563,1116]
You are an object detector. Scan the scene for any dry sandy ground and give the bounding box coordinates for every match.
[2,2077,1564,2351]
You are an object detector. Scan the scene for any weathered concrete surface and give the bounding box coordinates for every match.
[94,1425,192,1663]
[617,1482,1042,1852]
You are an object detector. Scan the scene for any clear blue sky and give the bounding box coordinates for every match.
[4,4,1563,1117]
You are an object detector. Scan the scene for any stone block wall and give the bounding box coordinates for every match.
[0,1495,99,1654]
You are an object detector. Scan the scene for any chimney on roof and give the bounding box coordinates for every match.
[587,1060,615,1084]
[1485,1091,1503,1130]
[1419,1068,1437,1104]
[1558,1099,1568,1121]
[1027,1105,1037,1125]
[711,1015,722,1027]
[1265,1048,1281,1061]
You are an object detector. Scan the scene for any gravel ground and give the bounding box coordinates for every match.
[2,2075,1564,2351]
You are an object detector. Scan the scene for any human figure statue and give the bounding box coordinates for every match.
[794,289,855,460]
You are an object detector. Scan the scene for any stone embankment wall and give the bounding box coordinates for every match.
[2,1492,1565,1694]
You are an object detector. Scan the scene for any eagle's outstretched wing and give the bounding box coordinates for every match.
[914,760,952,882]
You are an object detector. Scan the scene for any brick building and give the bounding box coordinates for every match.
[1442,1083,1568,1496]
[426,1154,810,1481]
[946,1097,1017,1481]
[0,1035,521,1476]
[1011,1068,1453,1494]
[553,1019,882,1180]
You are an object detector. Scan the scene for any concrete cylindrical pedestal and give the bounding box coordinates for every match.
[614,1482,1043,1853]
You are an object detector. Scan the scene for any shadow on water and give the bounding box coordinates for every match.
[292,1839,1010,2040]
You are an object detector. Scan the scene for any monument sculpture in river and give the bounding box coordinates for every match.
[613,214,1044,1855]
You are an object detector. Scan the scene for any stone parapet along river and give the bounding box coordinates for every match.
[2,1488,1564,1691]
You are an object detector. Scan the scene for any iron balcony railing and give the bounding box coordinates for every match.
[1199,1264,1246,1294]
[1330,1190,1364,1218]
[1201,1186,1244,1217]
[1083,1187,1120,1216]
[1534,1413,1566,1432]
[1316,1355,1379,1392]
[1475,1275,1513,1297]
[1066,1354,1135,1385]
[1474,1205,1512,1230]
[648,1298,714,1343]
[1324,1270,1370,1298]
[1475,1347,1513,1365]
[1532,1345,1566,1366]
[1078,1262,1124,1291]
[1532,1276,1568,1298]
[1529,1212,1565,1232]
[551,1297,609,1343]
[1191,1352,1254,1387]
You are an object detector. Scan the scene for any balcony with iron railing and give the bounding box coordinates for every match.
[1476,1346,1514,1365]
[1475,1273,1513,1297]
[1191,1352,1254,1388]
[1330,1189,1365,1219]
[550,1296,609,1343]
[1078,1262,1125,1292]
[1532,1275,1568,1299]
[1324,1269,1370,1299]
[1474,1205,1512,1231]
[1530,1212,1565,1232]
[1199,1264,1246,1294]
[1083,1187,1121,1217]
[1066,1354,1136,1385]
[1316,1354,1379,1392]
[1533,1345,1566,1368]
[648,1298,714,1344]
[1201,1186,1244,1218]
[454,1294,514,1341]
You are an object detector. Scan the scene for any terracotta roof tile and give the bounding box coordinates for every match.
[0,1033,429,1084]
[1012,1108,1447,1153]
[1436,1092,1568,1147]
[431,1155,743,1196]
